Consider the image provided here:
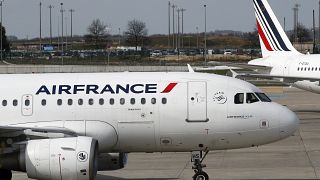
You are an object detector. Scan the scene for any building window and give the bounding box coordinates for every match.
[130,98,135,105]
[151,98,156,104]
[57,99,62,106]
[13,99,18,106]
[41,99,46,106]
[141,98,146,105]
[68,99,73,106]
[88,98,94,105]
[120,98,125,105]
[109,98,115,105]
[99,98,104,105]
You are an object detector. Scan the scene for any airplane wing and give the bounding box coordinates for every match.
[0,125,77,141]
[233,72,320,83]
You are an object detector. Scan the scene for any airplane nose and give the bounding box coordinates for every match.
[279,106,299,139]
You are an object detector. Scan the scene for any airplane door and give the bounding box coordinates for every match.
[187,81,208,122]
[22,94,33,116]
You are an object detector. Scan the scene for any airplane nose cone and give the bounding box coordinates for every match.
[279,107,299,139]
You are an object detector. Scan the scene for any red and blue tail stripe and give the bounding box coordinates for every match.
[254,0,291,52]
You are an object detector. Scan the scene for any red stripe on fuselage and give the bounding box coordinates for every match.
[256,19,273,51]
[161,83,177,93]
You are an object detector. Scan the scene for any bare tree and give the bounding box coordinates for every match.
[125,19,148,51]
[86,19,109,48]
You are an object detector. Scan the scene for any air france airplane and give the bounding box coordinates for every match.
[244,0,320,93]
[0,67,298,180]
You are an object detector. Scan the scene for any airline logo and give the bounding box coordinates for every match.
[254,0,290,52]
[35,83,178,95]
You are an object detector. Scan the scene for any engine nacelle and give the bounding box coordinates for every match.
[293,80,320,94]
[98,153,128,171]
[25,136,98,180]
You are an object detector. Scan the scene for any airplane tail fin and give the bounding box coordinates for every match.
[253,0,302,57]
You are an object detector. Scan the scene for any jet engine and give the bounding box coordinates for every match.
[25,136,98,180]
[0,136,98,180]
[293,80,320,94]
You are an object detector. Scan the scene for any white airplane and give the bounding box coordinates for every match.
[0,68,298,180]
[244,0,320,93]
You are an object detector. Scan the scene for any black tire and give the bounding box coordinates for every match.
[0,169,12,180]
[193,171,209,180]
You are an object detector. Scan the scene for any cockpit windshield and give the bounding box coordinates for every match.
[246,93,259,104]
[255,92,272,102]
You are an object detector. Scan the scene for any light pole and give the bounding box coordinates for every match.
[204,4,207,64]
[39,1,42,52]
[172,4,176,50]
[60,3,65,64]
[177,8,180,51]
[69,9,75,50]
[118,27,121,46]
[168,1,171,49]
[196,26,199,49]
[0,1,3,61]
[48,5,54,45]
[181,8,186,49]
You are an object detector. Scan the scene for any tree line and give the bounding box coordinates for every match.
[86,19,148,51]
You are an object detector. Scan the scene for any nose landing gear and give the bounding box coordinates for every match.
[191,150,209,180]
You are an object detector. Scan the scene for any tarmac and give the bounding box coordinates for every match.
[12,87,320,180]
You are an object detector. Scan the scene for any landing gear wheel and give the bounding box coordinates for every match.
[193,171,209,180]
[191,149,210,180]
[0,169,12,180]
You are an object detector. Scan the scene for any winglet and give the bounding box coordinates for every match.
[187,64,195,73]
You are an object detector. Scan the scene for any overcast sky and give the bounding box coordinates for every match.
[3,0,319,39]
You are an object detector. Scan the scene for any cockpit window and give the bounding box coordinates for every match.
[234,93,244,104]
[255,92,272,102]
[246,93,259,104]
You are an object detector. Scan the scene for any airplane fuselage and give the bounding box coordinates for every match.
[0,72,297,153]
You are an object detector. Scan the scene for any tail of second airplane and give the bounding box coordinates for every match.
[253,0,302,57]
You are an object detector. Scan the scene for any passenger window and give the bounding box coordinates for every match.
[99,98,104,105]
[305,67,307,71]
[25,99,30,106]
[141,98,146,105]
[246,93,259,104]
[13,99,18,106]
[297,67,299,71]
[120,98,125,105]
[41,99,46,106]
[88,98,94,105]
[2,100,7,106]
[162,98,167,104]
[312,67,314,71]
[130,98,135,105]
[57,99,62,106]
[78,99,83,105]
[109,98,115,105]
[68,99,73,106]
[234,93,244,104]
[151,98,156,104]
